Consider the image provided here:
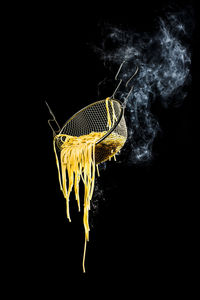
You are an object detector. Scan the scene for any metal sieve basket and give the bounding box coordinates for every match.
[57,98,127,164]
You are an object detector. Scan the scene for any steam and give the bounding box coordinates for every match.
[94,9,193,164]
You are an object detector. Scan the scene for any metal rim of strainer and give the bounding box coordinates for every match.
[59,98,124,145]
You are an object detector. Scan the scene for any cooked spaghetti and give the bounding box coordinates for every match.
[53,98,126,272]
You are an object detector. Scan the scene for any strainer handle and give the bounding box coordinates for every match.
[45,101,61,136]
[111,61,139,108]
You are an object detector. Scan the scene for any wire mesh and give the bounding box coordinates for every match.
[56,99,127,164]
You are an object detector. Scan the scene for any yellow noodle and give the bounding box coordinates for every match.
[105,97,117,130]
[96,164,100,177]
[105,98,112,129]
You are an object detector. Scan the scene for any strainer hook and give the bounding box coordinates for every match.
[45,101,61,136]
[111,61,139,106]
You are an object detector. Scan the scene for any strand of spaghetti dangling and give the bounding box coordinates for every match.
[105,97,118,161]
[105,97,117,130]
[82,141,97,272]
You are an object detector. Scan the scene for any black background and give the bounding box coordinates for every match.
[37,0,198,293]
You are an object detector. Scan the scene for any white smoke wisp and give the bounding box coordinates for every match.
[94,10,193,164]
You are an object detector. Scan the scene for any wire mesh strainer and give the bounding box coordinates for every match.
[57,98,126,164]
[46,61,138,164]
